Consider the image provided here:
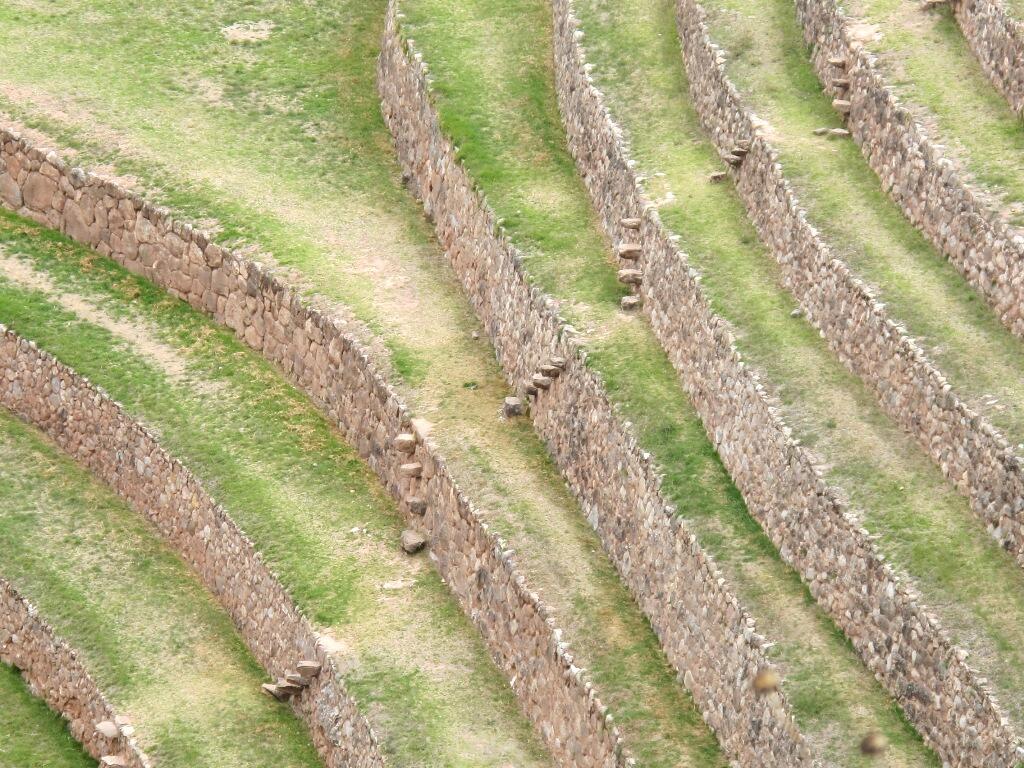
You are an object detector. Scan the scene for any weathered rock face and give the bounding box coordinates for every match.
[376,4,810,766]
[548,0,1023,764]
[0,579,150,768]
[793,0,1024,347]
[951,0,1024,114]
[0,128,626,768]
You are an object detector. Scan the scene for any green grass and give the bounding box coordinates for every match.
[846,0,1024,224]
[0,663,96,768]
[0,1,772,762]
[0,211,551,767]
[0,411,322,768]
[573,0,1024,744]
[698,0,1024,448]
[394,0,950,763]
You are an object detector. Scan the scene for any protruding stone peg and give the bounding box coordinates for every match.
[730,145,749,158]
[709,171,727,183]
[100,758,128,768]
[401,528,427,554]
[503,396,524,417]
[829,56,847,68]
[394,433,416,453]
[286,673,311,687]
[539,364,561,378]
[95,721,119,739]
[262,683,289,701]
[753,669,779,695]
[296,660,323,677]
[549,356,567,370]
[620,295,641,311]
[524,381,539,396]
[399,462,423,478]
[860,731,888,756]
[532,373,552,390]
[407,495,427,514]
[620,217,642,230]
[617,268,643,286]
[723,153,743,167]
[832,78,850,88]
[617,243,642,260]
[276,677,303,694]
[832,99,852,114]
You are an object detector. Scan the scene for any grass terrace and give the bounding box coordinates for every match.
[847,0,1024,227]
[0,664,96,768]
[574,0,1024,744]
[0,210,553,767]
[386,0,948,763]
[0,1,761,763]
[0,410,323,768]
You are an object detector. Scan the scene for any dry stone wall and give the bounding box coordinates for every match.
[951,0,1024,113]
[792,0,1024,344]
[0,326,385,768]
[0,127,627,768]
[549,0,1023,764]
[673,0,1024,565]
[377,4,813,766]
[0,577,150,768]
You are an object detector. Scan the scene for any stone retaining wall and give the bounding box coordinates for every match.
[793,0,1024,345]
[679,0,1024,566]
[377,4,813,766]
[0,577,150,768]
[0,326,385,768]
[549,0,1023,764]
[0,127,626,768]
[952,0,1024,113]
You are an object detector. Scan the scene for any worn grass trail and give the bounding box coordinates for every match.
[0,211,552,768]
[702,0,1024,449]
[396,0,947,764]
[573,0,1024,744]
[0,2,741,763]
[841,0,1024,229]
[0,411,323,768]
[0,663,95,768]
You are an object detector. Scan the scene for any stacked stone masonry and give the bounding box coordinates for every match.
[0,577,150,768]
[549,0,1023,764]
[0,127,626,768]
[793,1,1024,351]
[683,0,1024,567]
[951,0,1024,113]
[377,3,813,766]
[0,326,385,768]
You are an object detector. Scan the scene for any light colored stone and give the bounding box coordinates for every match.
[400,528,427,554]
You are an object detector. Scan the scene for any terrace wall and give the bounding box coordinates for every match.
[549,0,1023,764]
[0,577,150,768]
[377,3,812,766]
[793,1,1024,346]
[0,127,626,768]
[0,326,384,768]
[679,0,1024,574]
[952,0,1024,113]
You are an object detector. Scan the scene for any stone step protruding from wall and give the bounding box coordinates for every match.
[0,578,151,768]
[621,217,642,229]
[617,243,643,260]
[617,268,643,285]
[0,125,632,768]
[394,433,417,453]
[401,529,427,554]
